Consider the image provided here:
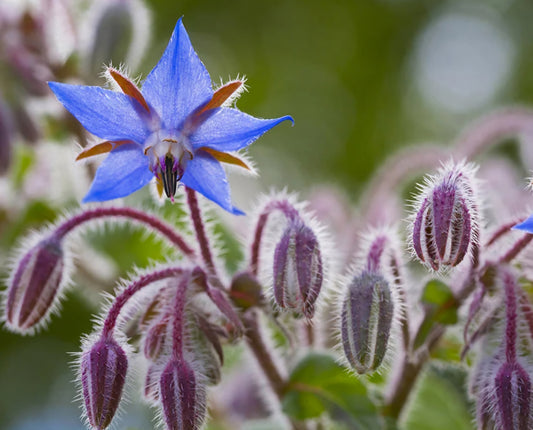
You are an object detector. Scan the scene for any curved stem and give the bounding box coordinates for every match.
[101,267,184,338]
[242,310,287,398]
[53,207,196,258]
[249,199,299,276]
[453,107,533,159]
[498,233,533,264]
[360,145,447,221]
[185,187,218,277]
[486,218,524,247]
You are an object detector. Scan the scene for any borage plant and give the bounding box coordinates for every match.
[4,16,533,430]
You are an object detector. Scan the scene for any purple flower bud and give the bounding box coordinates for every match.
[159,359,206,430]
[494,362,531,430]
[80,336,128,430]
[411,161,479,271]
[4,236,66,332]
[474,356,533,430]
[341,271,394,374]
[273,221,323,318]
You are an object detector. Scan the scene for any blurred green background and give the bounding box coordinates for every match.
[1,0,533,428]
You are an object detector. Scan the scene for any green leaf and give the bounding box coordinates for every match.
[414,280,459,349]
[402,365,474,430]
[282,353,382,428]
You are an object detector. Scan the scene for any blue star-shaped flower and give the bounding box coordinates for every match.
[48,18,292,214]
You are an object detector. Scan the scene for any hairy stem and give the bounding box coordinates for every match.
[53,207,196,258]
[249,199,299,276]
[185,187,218,277]
[171,273,191,359]
[101,267,184,338]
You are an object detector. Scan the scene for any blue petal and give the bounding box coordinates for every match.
[190,108,294,151]
[48,82,150,143]
[513,215,533,233]
[181,151,244,215]
[82,144,153,202]
[141,18,213,131]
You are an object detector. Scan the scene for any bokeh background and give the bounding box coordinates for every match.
[1,0,533,428]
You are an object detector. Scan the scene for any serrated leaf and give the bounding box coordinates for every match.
[282,353,382,428]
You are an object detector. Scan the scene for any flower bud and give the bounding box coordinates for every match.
[411,161,479,271]
[273,221,323,318]
[473,356,532,430]
[80,336,128,430]
[494,362,531,430]
[341,271,394,374]
[4,236,66,332]
[159,359,206,430]
[230,271,265,310]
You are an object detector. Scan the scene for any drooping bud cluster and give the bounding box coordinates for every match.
[4,235,68,333]
[411,160,480,271]
[273,219,324,319]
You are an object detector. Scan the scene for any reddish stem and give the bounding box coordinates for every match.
[185,188,217,277]
[101,267,184,338]
[53,207,196,258]
[249,200,299,276]
[502,269,518,363]
[171,272,191,359]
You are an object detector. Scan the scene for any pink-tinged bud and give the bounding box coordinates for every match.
[80,336,128,430]
[143,316,169,361]
[494,362,531,430]
[473,356,533,430]
[4,236,66,332]
[273,221,323,318]
[159,359,206,430]
[341,272,394,374]
[411,161,479,271]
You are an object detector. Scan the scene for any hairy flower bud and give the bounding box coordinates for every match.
[411,161,479,271]
[473,355,532,430]
[80,336,128,430]
[273,221,323,318]
[159,359,206,430]
[341,271,394,374]
[4,236,66,332]
[494,362,531,429]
